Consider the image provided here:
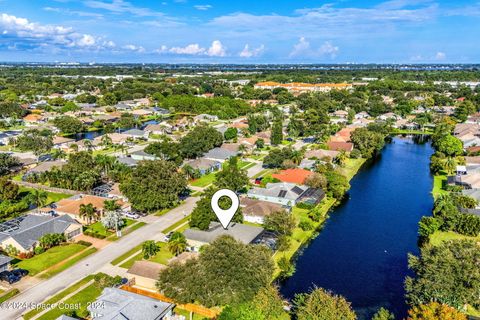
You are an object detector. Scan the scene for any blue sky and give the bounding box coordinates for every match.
[0,0,479,63]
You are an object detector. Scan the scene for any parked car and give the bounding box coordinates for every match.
[164,231,174,242]
[11,269,28,278]
[0,271,20,284]
[124,212,139,219]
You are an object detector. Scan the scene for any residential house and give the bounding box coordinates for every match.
[299,159,316,170]
[23,114,45,125]
[122,129,147,139]
[88,287,175,320]
[355,112,370,119]
[127,261,166,291]
[0,130,21,145]
[451,173,480,189]
[25,160,66,178]
[184,158,221,175]
[117,156,138,167]
[248,182,325,206]
[130,150,157,161]
[327,141,354,152]
[54,195,129,225]
[378,112,401,121]
[53,136,75,149]
[304,149,340,160]
[271,168,313,184]
[93,133,129,146]
[332,110,349,119]
[240,198,286,224]
[194,114,219,123]
[144,123,172,135]
[0,215,82,253]
[203,147,237,163]
[152,107,170,115]
[0,254,12,272]
[184,222,264,251]
[131,109,154,117]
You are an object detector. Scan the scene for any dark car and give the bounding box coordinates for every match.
[0,271,20,284]
[0,271,10,281]
[11,269,28,278]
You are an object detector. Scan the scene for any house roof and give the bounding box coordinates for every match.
[52,136,75,145]
[29,161,66,173]
[240,198,284,217]
[0,254,12,266]
[167,252,198,265]
[247,182,308,202]
[117,156,138,167]
[203,147,237,161]
[0,215,79,251]
[56,195,126,216]
[184,222,264,245]
[88,287,174,320]
[122,129,145,137]
[305,149,340,159]
[327,141,354,152]
[184,158,220,170]
[272,168,313,184]
[23,114,43,122]
[127,260,166,280]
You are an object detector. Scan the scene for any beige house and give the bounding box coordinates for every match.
[127,260,166,290]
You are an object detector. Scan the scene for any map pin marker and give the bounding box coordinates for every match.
[211,189,239,229]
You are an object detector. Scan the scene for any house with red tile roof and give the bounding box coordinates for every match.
[327,141,354,152]
[271,168,313,184]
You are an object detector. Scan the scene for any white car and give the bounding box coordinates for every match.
[124,212,140,219]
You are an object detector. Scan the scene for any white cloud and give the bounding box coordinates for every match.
[239,44,265,58]
[435,51,446,60]
[289,37,310,57]
[319,41,339,58]
[194,5,212,11]
[169,43,205,55]
[207,40,226,57]
[0,13,112,51]
[84,0,165,17]
[122,44,145,52]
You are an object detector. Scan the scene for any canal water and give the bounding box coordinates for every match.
[281,136,434,319]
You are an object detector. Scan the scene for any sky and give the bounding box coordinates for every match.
[0,0,479,63]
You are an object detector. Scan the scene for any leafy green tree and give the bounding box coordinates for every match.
[294,287,357,320]
[255,139,265,149]
[215,157,249,192]
[157,235,274,307]
[15,129,53,157]
[145,140,183,165]
[405,240,480,310]
[0,178,19,201]
[271,118,283,146]
[325,171,350,200]
[278,256,295,279]
[350,127,386,158]
[142,240,159,259]
[263,210,295,237]
[168,232,187,256]
[418,216,441,238]
[179,125,223,159]
[39,233,66,249]
[28,189,48,208]
[407,302,467,320]
[224,127,238,141]
[371,307,395,320]
[53,116,84,134]
[120,160,186,212]
[0,153,19,176]
[435,135,463,157]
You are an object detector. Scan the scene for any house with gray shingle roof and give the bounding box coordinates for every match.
[88,287,174,320]
[203,147,237,162]
[184,222,264,251]
[247,182,324,206]
[0,215,82,253]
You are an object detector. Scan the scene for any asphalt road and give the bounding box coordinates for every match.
[1,196,199,320]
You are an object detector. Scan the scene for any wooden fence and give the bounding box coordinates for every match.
[120,285,219,318]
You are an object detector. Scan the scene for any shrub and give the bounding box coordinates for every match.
[76,240,92,247]
[350,148,362,159]
[299,220,315,231]
[34,246,45,255]
[18,251,34,259]
[296,202,316,210]
[94,273,123,289]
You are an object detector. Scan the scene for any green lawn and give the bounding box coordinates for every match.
[37,283,103,320]
[119,242,173,269]
[16,244,87,276]
[162,215,191,233]
[190,172,216,187]
[337,158,366,181]
[18,187,71,205]
[252,169,271,179]
[432,175,448,198]
[107,221,146,241]
[85,218,135,238]
[429,231,480,246]
[273,198,336,278]
[23,275,95,320]
[0,289,19,304]
[174,307,209,320]
[110,243,143,266]
[39,247,97,279]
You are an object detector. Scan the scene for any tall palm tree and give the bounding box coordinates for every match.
[79,203,98,224]
[84,139,95,152]
[336,150,347,166]
[100,134,113,148]
[443,157,457,175]
[30,189,48,209]
[168,232,187,256]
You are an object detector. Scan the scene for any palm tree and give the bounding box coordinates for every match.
[182,164,195,180]
[30,189,48,209]
[238,144,248,156]
[84,139,95,152]
[100,134,113,148]
[52,149,66,160]
[168,232,187,256]
[79,203,98,224]
[335,150,347,166]
[291,150,304,165]
[443,157,457,175]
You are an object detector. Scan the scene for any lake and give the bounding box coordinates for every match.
[281,136,434,319]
